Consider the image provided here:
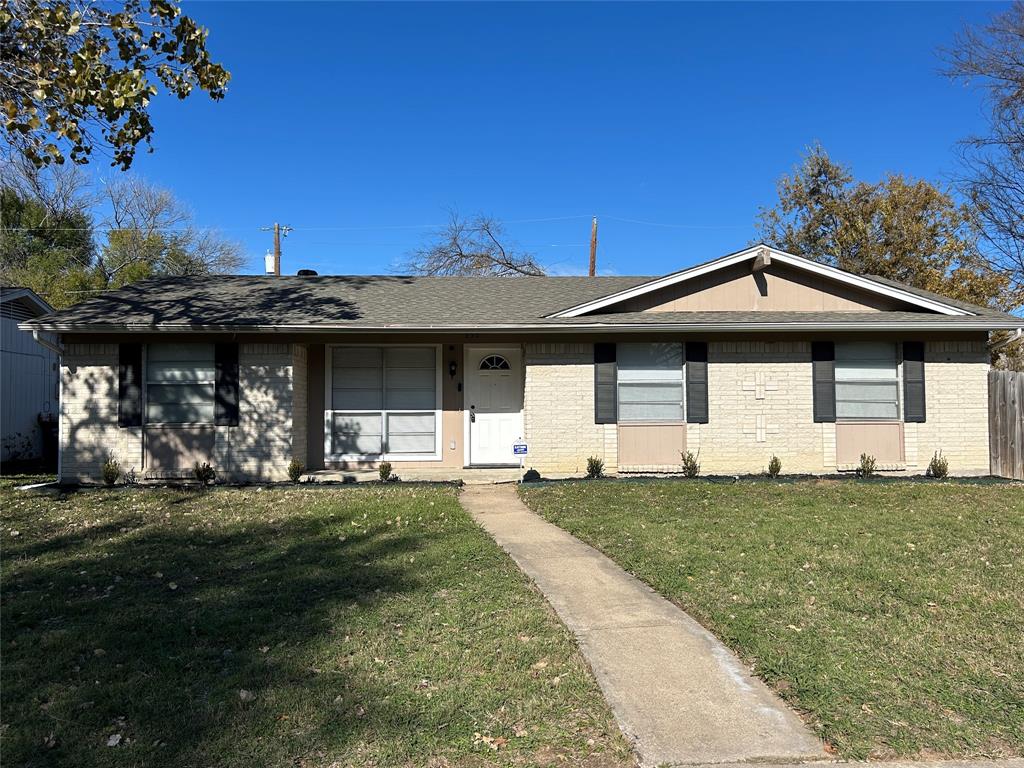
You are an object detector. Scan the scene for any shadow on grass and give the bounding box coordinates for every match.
[2,498,423,767]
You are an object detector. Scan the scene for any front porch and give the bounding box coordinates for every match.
[311,341,528,474]
[305,466,526,485]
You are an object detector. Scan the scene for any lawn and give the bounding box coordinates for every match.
[520,479,1024,760]
[1,482,631,768]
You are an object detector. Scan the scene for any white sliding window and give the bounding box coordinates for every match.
[835,341,899,420]
[146,343,216,424]
[616,342,684,422]
[328,346,439,458]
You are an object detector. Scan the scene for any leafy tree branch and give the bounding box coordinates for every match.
[1,0,230,169]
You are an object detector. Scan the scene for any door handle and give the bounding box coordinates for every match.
[470,404,476,423]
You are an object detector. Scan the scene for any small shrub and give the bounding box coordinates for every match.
[522,468,541,482]
[123,466,138,486]
[101,456,120,486]
[767,455,782,478]
[287,458,304,484]
[927,451,949,479]
[680,450,700,478]
[858,453,877,478]
[378,461,393,482]
[193,461,216,486]
[586,456,604,479]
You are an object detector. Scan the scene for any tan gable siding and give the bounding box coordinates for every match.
[615,262,916,313]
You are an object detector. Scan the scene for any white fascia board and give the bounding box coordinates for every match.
[23,319,1019,333]
[548,246,971,318]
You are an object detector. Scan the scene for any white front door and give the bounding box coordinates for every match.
[466,347,524,465]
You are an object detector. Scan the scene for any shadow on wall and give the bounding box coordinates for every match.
[62,360,125,482]
[50,276,420,327]
[64,354,303,483]
[2,501,424,765]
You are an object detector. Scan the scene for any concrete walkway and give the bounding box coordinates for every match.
[461,484,828,768]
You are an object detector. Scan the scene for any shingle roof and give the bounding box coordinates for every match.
[20,272,1023,333]
[21,274,650,329]
[548,310,1020,330]
[862,274,1012,319]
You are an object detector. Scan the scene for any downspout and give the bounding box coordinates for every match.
[32,329,63,356]
[32,330,64,482]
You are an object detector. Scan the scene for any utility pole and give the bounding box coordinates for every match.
[260,223,293,276]
[588,216,598,276]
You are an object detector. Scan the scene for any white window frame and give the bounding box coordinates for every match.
[144,342,217,427]
[615,342,686,424]
[324,343,443,462]
[835,341,903,422]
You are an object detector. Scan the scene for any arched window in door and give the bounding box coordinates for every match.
[479,355,511,371]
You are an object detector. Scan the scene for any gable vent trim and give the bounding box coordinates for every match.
[546,246,972,319]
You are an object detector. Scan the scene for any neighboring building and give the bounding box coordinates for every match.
[19,245,1023,483]
[2,287,59,465]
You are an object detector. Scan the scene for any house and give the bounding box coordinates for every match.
[20,245,1023,483]
[2,286,59,466]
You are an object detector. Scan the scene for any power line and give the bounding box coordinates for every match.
[1,213,750,233]
[602,215,749,230]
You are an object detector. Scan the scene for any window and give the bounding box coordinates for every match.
[616,342,684,422]
[329,346,438,457]
[146,343,216,424]
[835,341,899,420]
[479,355,511,371]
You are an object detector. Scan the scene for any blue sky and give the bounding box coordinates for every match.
[113,1,1005,277]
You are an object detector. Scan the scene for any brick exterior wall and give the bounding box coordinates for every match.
[60,342,300,484]
[59,343,142,483]
[698,341,823,474]
[214,343,295,482]
[60,337,991,482]
[912,340,990,475]
[523,339,991,477]
[523,343,605,474]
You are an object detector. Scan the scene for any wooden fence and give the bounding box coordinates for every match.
[989,370,1024,480]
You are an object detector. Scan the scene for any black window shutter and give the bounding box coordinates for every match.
[594,343,617,424]
[118,343,143,427]
[811,341,836,423]
[215,343,240,427]
[685,342,709,424]
[903,341,926,423]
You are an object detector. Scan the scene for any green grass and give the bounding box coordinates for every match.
[1,484,631,767]
[520,478,1024,760]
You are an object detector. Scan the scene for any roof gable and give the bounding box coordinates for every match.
[0,287,53,317]
[547,246,973,318]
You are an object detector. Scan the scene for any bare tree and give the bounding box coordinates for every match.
[96,176,244,287]
[0,154,95,221]
[943,1,1024,293]
[405,212,545,276]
